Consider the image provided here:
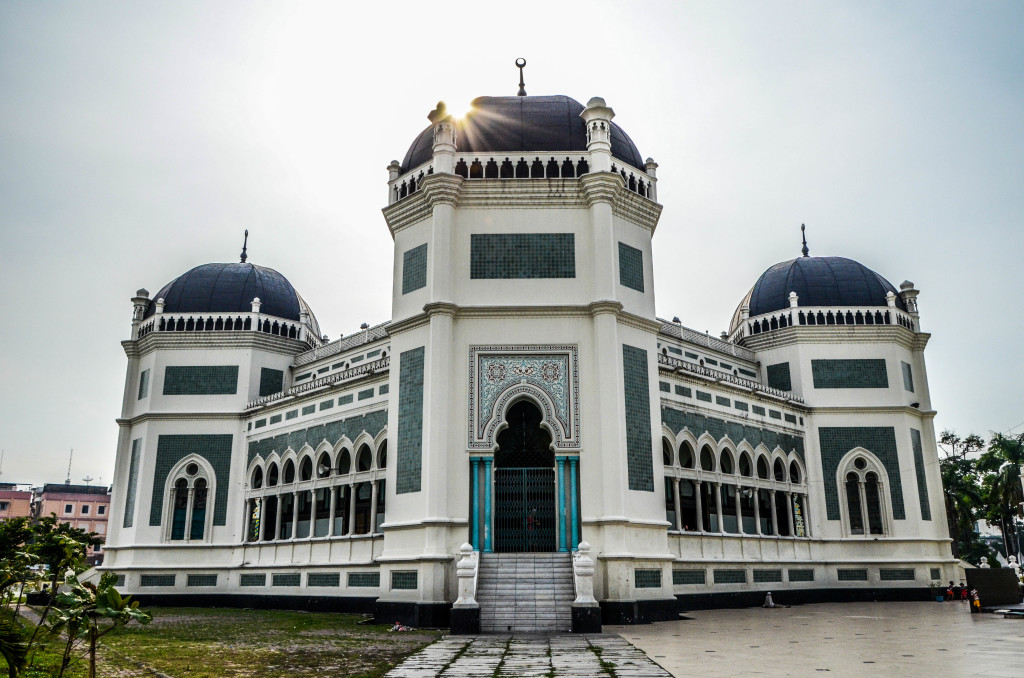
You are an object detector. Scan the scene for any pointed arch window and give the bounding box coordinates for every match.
[166,460,213,542]
[841,454,889,537]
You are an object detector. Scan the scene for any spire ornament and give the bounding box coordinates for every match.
[801,223,809,257]
[516,58,527,96]
[240,229,249,263]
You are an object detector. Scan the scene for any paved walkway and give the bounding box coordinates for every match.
[385,634,672,677]
[609,601,1024,678]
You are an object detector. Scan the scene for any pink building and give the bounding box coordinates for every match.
[32,483,111,565]
[0,483,34,521]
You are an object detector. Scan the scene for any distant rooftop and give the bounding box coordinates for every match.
[36,484,110,496]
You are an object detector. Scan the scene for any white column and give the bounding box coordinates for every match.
[348,485,357,535]
[309,486,318,538]
[785,491,795,537]
[695,481,704,532]
[672,477,682,531]
[734,486,743,534]
[714,482,724,534]
[769,491,779,536]
[274,494,283,540]
[328,485,338,536]
[753,489,762,536]
[370,480,379,534]
[290,491,299,539]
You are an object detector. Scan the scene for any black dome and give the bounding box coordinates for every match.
[145,262,315,325]
[401,95,644,172]
[743,256,905,318]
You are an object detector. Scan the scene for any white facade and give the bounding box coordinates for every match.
[104,93,953,626]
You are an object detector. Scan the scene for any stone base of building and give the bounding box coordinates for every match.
[124,593,378,613]
[374,600,451,628]
[572,604,602,633]
[600,598,679,624]
[449,606,481,634]
[676,586,933,610]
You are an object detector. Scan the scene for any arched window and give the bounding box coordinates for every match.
[662,438,673,466]
[699,445,715,471]
[720,450,734,475]
[166,459,212,542]
[283,459,295,484]
[679,442,694,468]
[738,452,752,477]
[773,458,786,482]
[841,454,889,537]
[299,456,313,482]
[317,453,331,478]
[251,466,263,489]
[357,445,373,472]
[267,462,279,486]
[338,449,351,475]
[789,461,801,484]
[756,455,769,479]
[377,441,388,469]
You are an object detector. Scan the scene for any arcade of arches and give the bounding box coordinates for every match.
[243,440,387,542]
[662,438,810,538]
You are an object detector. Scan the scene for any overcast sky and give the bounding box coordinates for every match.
[1,1,1021,486]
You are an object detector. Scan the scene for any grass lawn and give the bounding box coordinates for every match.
[9,607,441,678]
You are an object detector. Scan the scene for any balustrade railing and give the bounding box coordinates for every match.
[293,323,390,367]
[658,353,803,403]
[389,152,655,204]
[136,310,319,348]
[246,356,390,410]
[739,305,916,339]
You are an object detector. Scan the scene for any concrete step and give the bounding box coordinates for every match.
[476,552,575,633]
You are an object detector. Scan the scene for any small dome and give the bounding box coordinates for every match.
[145,262,320,336]
[401,95,644,172]
[731,256,904,332]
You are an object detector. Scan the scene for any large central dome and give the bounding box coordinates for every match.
[401,95,644,172]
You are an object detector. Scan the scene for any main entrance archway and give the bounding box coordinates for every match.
[493,400,556,552]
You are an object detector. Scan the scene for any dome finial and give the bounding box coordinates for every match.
[516,58,527,96]
[800,223,809,257]
[240,229,249,263]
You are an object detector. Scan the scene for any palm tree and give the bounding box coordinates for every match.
[978,432,1024,561]
[938,431,988,562]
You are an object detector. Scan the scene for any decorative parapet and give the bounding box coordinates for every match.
[292,322,390,367]
[245,356,389,410]
[135,310,320,349]
[388,151,657,206]
[732,305,917,342]
[659,321,756,362]
[658,353,803,404]
[453,543,479,608]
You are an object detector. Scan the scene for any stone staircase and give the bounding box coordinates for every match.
[477,552,575,633]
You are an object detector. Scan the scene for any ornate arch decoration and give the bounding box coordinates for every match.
[161,455,216,543]
[836,447,892,537]
[468,345,580,450]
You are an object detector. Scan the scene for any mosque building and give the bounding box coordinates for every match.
[104,75,953,632]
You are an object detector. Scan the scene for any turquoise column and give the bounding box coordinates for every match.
[483,457,493,553]
[569,457,579,550]
[471,457,480,549]
[557,457,568,552]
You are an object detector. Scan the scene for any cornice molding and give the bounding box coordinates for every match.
[124,332,308,359]
[805,405,937,419]
[740,325,930,351]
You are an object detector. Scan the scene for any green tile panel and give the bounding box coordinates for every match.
[622,345,654,492]
[667,346,682,356]
[784,413,797,424]
[738,368,757,378]
[674,385,691,398]
[811,359,888,389]
[470,233,576,279]
[634,569,662,588]
[379,384,389,395]
[301,405,316,416]
[930,568,941,580]
[391,571,418,590]
[402,243,428,294]
[659,381,671,393]
[837,568,868,581]
[269,414,282,424]
[672,570,706,585]
[734,401,749,412]
[661,406,805,460]
[818,426,905,520]
[348,572,381,587]
[397,347,425,494]
[285,410,298,420]
[254,419,266,428]
[114,575,126,587]
[140,575,175,587]
[272,573,301,587]
[705,358,718,366]
[247,410,388,466]
[684,351,699,360]
[307,573,341,587]
[320,400,334,411]
[259,368,284,397]
[766,363,792,391]
[366,349,381,358]
[187,574,217,587]
[138,369,150,399]
[618,242,645,292]
[163,366,238,395]
[696,391,712,403]
[769,410,782,420]
[715,396,730,407]
[240,574,266,587]
[753,569,783,583]
[751,405,766,416]
[713,569,746,584]
[123,438,141,528]
[788,569,814,582]
[150,434,233,527]
[879,568,915,581]
[339,394,354,405]
[902,362,914,392]
[910,428,932,520]
[358,388,375,401]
